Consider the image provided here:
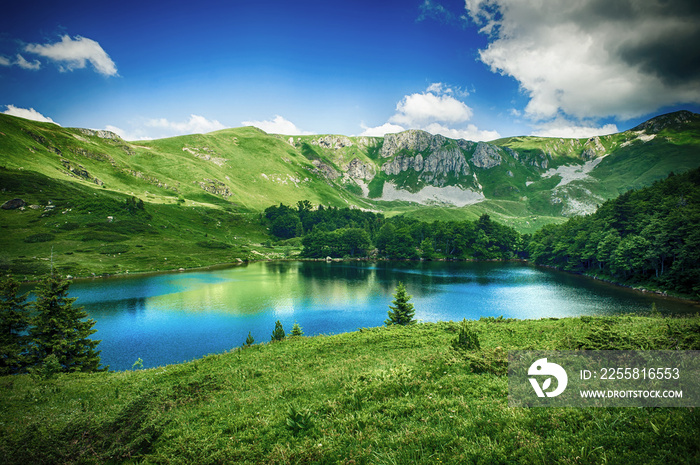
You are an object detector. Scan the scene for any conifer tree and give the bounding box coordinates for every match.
[291,321,304,337]
[245,331,255,346]
[0,277,31,375]
[385,282,416,326]
[29,273,104,372]
[271,320,285,341]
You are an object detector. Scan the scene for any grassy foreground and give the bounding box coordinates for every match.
[1,316,699,464]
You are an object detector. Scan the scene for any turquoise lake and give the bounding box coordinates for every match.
[60,261,699,371]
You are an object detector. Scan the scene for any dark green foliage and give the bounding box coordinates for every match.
[0,277,30,375]
[291,322,304,337]
[29,273,104,372]
[24,233,55,243]
[286,404,314,436]
[385,282,416,326]
[527,167,700,297]
[271,320,285,341]
[245,331,254,346]
[301,228,371,258]
[451,319,481,351]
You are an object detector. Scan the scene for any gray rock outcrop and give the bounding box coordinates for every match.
[470,142,502,169]
[380,130,446,158]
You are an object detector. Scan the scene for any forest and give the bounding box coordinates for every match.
[264,166,700,298]
[263,201,523,260]
[528,167,700,297]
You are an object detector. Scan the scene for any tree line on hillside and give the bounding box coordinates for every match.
[263,201,524,260]
[0,274,104,376]
[528,167,700,297]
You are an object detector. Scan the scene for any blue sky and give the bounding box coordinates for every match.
[2,0,699,140]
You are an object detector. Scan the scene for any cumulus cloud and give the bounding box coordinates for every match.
[464,0,700,121]
[146,114,227,135]
[389,88,473,127]
[2,105,59,125]
[359,122,406,137]
[24,35,118,77]
[0,56,12,67]
[361,84,499,141]
[241,115,313,135]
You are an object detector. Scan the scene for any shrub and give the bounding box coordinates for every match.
[286,404,314,436]
[245,331,255,346]
[451,319,481,351]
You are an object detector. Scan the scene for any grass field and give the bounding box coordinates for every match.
[1,315,698,464]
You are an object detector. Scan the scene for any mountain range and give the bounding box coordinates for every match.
[1,110,699,277]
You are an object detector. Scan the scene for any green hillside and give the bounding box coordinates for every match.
[1,111,699,278]
[1,316,698,464]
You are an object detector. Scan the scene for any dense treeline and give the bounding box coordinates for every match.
[263,201,523,260]
[528,167,700,297]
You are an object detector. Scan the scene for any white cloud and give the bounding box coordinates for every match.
[15,54,41,70]
[241,115,313,135]
[361,84,499,141]
[24,35,118,77]
[0,54,42,70]
[465,0,700,121]
[2,105,59,125]
[104,125,152,141]
[389,88,473,127]
[146,114,227,135]
[359,122,406,137]
[423,122,500,141]
[530,119,619,139]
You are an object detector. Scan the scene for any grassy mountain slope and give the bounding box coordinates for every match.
[1,111,698,277]
[1,316,698,464]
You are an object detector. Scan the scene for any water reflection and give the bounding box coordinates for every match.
[60,261,699,371]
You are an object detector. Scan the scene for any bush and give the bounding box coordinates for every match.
[24,233,55,243]
[451,319,481,351]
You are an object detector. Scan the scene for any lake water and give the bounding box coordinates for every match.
[60,261,699,371]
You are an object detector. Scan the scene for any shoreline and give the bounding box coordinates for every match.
[15,256,700,305]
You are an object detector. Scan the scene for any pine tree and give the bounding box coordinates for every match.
[271,320,285,341]
[29,273,105,372]
[245,331,255,346]
[291,321,304,337]
[0,277,31,375]
[385,282,416,326]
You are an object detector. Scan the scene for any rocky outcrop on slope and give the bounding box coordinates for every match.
[581,136,606,161]
[631,110,698,133]
[380,130,446,158]
[470,142,502,169]
[345,158,375,181]
[311,135,354,150]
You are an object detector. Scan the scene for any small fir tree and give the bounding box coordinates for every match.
[29,273,104,372]
[291,321,304,337]
[451,319,481,352]
[271,320,285,341]
[385,282,416,326]
[245,331,255,346]
[0,276,31,375]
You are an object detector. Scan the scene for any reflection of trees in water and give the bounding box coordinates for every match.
[124,297,147,314]
[264,261,295,275]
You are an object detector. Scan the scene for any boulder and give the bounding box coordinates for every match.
[1,198,26,210]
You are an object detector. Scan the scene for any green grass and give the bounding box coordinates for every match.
[2,111,699,275]
[1,315,698,464]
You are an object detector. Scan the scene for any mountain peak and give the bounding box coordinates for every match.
[630,110,700,133]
